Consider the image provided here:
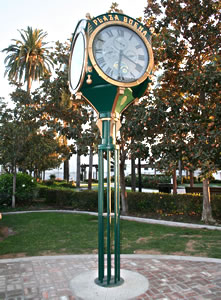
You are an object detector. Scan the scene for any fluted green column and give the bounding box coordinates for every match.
[95,114,123,287]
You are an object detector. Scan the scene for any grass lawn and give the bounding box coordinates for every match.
[0,212,220,259]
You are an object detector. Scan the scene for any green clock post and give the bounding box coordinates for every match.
[69,13,154,287]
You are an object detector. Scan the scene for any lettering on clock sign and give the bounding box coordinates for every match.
[91,14,148,39]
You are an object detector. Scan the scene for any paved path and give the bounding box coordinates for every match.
[0,254,221,300]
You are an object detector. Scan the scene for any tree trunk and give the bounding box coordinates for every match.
[27,76,32,94]
[172,167,177,194]
[131,158,136,192]
[120,148,128,215]
[201,178,215,224]
[88,147,93,190]
[76,152,81,188]
[138,158,142,192]
[178,159,182,184]
[63,159,69,182]
[12,168,16,208]
[190,171,194,187]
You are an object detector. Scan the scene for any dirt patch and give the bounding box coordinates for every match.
[185,240,197,252]
[136,237,152,244]
[0,226,16,241]
[0,253,27,259]
[172,251,207,257]
[181,235,202,238]
[134,249,162,255]
[171,251,190,256]
[163,234,175,237]
[39,250,61,256]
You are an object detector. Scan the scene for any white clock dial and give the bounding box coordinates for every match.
[92,25,149,83]
[69,20,87,94]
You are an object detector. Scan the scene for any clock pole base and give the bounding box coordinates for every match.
[95,276,124,288]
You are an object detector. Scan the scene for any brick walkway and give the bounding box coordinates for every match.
[0,255,220,300]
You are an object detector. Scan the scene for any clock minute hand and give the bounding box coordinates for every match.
[122,53,136,65]
[118,50,123,77]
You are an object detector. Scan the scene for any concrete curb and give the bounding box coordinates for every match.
[0,254,221,264]
[2,209,221,230]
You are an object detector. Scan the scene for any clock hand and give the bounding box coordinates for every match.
[122,53,137,65]
[118,50,123,78]
[122,53,143,73]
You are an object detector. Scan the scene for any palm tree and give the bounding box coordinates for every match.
[2,26,53,93]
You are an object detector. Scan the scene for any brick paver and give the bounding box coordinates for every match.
[0,255,220,300]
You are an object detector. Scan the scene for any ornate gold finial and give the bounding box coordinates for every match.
[119,87,125,95]
[149,27,155,34]
[86,13,92,20]
[86,74,92,84]
[76,92,82,100]
[87,66,93,73]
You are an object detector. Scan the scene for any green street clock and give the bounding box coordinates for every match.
[68,13,154,288]
[88,22,153,87]
[69,13,154,115]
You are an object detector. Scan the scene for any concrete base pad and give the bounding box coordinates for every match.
[70,269,149,300]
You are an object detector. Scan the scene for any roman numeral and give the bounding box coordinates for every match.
[130,72,135,79]
[95,49,102,54]
[106,30,113,37]
[136,44,142,49]
[98,38,105,43]
[138,55,145,61]
[135,64,143,72]
[106,67,113,77]
[97,57,105,65]
[117,29,124,37]
[118,75,125,81]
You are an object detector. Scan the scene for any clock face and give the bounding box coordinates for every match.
[69,20,87,94]
[91,25,150,85]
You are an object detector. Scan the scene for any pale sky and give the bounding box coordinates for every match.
[0,0,147,101]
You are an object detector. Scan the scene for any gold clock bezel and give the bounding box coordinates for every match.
[69,20,88,94]
[88,21,154,87]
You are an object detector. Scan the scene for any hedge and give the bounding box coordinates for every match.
[127,192,202,216]
[125,174,221,187]
[128,193,221,218]
[38,186,98,211]
[37,186,221,218]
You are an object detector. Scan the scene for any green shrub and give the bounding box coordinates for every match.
[125,175,171,189]
[42,180,54,186]
[212,195,221,218]
[210,179,221,184]
[0,173,37,206]
[58,182,76,189]
[41,180,76,188]
[49,174,56,181]
[84,179,98,183]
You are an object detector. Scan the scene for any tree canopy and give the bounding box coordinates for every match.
[2,26,53,93]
